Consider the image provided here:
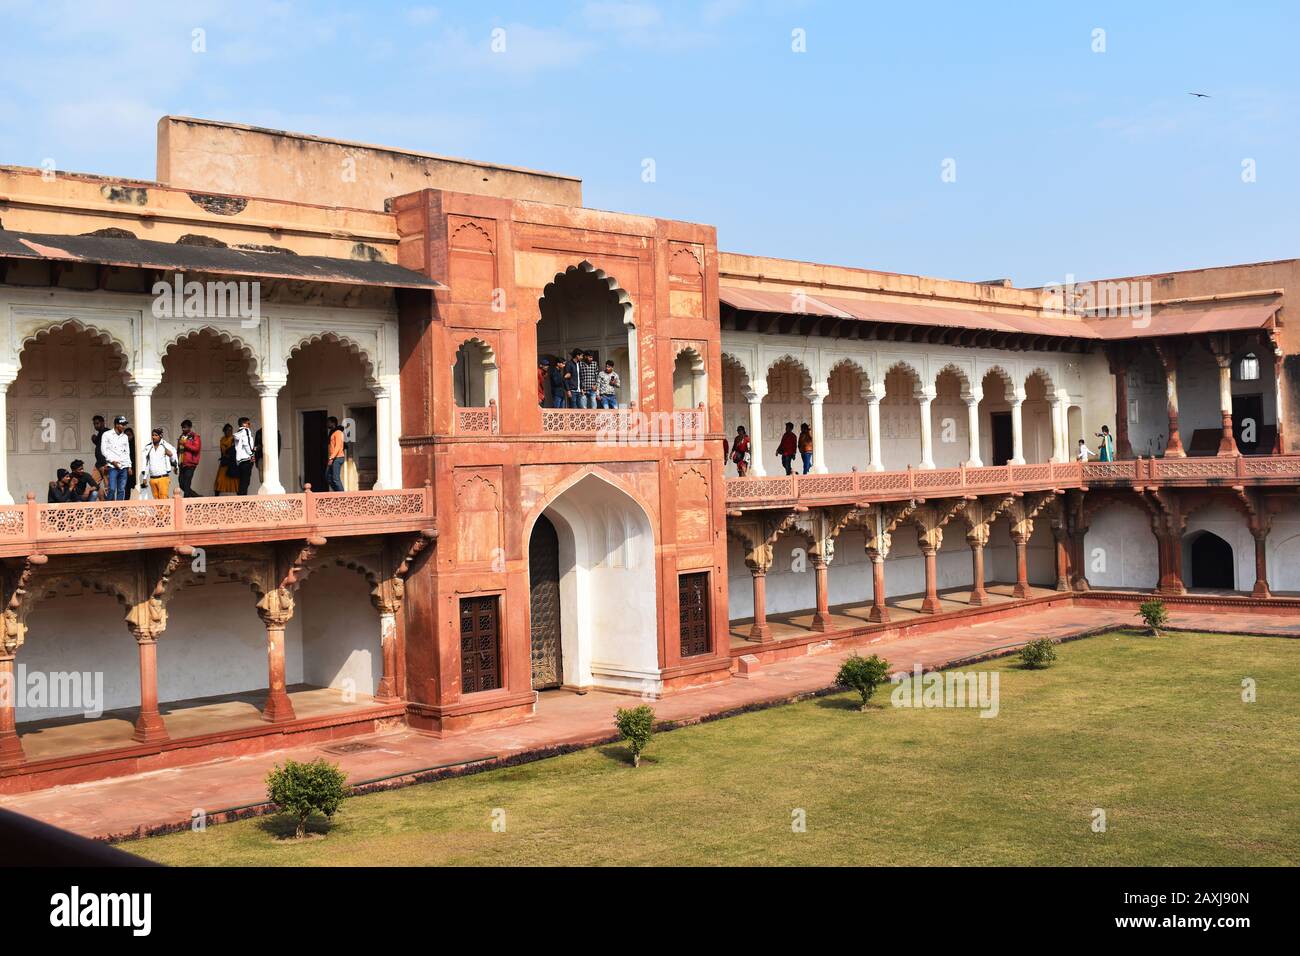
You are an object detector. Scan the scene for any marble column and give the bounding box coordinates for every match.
[809,385,829,474]
[746,384,767,477]
[257,382,286,495]
[1009,388,1026,465]
[918,387,936,470]
[965,388,983,467]
[866,386,885,472]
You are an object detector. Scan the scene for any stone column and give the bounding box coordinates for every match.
[1155,527,1186,596]
[748,567,772,642]
[0,373,13,505]
[810,554,831,631]
[130,377,159,482]
[372,375,401,489]
[866,385,885,472]
[1215,355,1236,456]
[1050,391,1069,463]
[257,382,286,495]
[919,541,942,613]
[1112,363,1133,459]
[129,629,168,743]
[1011,532,1031,598]
[1273,344,1286,454]
[917,386,936,470]
[258,591,297,722]
[1052,523,1071,591]
[746,384,767,477]
[0,654,23,769]
[1009,388,1026,465]
[808,385,829,474]
[968,533,989,606]
[375,609,400,701]
[1155,342,1185,458]
[867,549,889,623]
[1251,529,1270,599]
[965,388,983,467]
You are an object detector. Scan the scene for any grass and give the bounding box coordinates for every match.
[126,630,1300,866]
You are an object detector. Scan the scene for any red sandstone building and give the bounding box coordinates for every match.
[0,117,1296,793]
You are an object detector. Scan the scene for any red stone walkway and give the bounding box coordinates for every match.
[1,604,1294,843]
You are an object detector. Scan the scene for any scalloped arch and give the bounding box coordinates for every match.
[450,335,498,366]
[934,361,972,392]
[979,365,1017,401]
[765,353,815,389]
[286,331,377,384]
[19,319,132,378]
[159,325,260,380]
[1025,366,1057,393]
[540,260,635,327]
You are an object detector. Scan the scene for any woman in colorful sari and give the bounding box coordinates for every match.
[213,423,240,495]
[1095,424,1115,462]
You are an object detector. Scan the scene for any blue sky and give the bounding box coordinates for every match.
[1,1,1297,285]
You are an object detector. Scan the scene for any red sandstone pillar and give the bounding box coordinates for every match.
[1156,344,1186,458]
[749,570,772,642]
[375,610,400,702]
[261,617,297,722]
[868,553,889,623]
[1113,367,1133,459]
[1071,527,1091,591]
[919,545,942,613]
[1216,359,1237,456]
[968,540,988,606]
[1011,534,1031,598]
[130,635,168,744]
[1155,532,1186,596]
[810,557,831,631]
[0,655,24,770]
[1252,531,1270,599]
[1053,528,1071,591]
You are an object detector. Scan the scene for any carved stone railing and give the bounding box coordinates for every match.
[455,401,498,435]
[725,455,1300,508]
[0,485,434,556]
[541,404,707,441]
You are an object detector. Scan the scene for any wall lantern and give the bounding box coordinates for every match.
[1239,352,1260,381]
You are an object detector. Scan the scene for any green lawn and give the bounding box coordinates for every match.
[127,630,1300,866]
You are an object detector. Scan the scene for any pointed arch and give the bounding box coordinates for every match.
[158,325,260,381]
[285,330,378,386]
[18,319,131,381]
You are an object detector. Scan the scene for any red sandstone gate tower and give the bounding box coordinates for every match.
[393,188,732,733]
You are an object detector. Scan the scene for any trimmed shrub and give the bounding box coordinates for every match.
[614,704,655,767]
[1019,638,1057,669]
[266,758,348,839]
[835,653,892,712]
[1137,598,1169,637]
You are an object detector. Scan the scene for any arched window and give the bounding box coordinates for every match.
[453,339,498,408]
[537,262,635,408]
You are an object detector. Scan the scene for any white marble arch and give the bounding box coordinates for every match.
[529,471,661,695]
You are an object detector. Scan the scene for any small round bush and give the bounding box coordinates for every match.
[835,653,891,711]
[1019,638,1057,669]
[1137,598,1169,636]
[615,704,655,767]
[266,758,348,839]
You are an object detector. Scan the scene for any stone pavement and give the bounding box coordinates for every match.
[1,604,1294,842]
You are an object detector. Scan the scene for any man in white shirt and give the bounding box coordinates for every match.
[100,415,133,501]
[234,416,256,496]
[141,428,178,499]
[1077,439,1096,462]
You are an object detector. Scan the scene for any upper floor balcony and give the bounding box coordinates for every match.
[0,485,434,558]
[725,455,1300,510]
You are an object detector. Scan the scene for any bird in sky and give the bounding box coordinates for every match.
[1187,92,1211,98]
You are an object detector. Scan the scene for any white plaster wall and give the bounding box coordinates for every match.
[300,564,382,695]
[1268,500,1300,593]
[726,536,754,619]
[826,527,872,607]
[1083,504,1158,589]
[14,578,298,722]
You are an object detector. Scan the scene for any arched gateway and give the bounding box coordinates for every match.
[526,473,659,694]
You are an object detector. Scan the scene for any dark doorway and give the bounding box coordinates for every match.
[1189,533,1234,590]
[990,412,1014,466]
[301,410,328,492]
[1232,393,1266,454]
[345,404,378,489]
[528,514,564,689]
[678,571,711,658]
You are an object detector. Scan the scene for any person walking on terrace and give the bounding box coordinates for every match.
[140,427,178,500]
[732,425,752,477]
[1077,439,1096,462]
[177,420,201,498]
[798,422,814,474]
[100,415,132,501]
[326,416,346,492]
[776,421,798,475]
[233,417,256,496]
[1095,424,1115,462]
